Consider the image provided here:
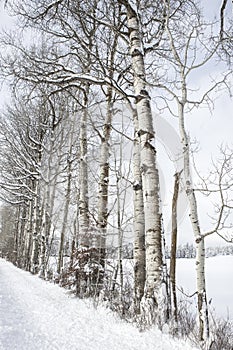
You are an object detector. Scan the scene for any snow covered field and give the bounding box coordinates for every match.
[0,258,196,350]
[176,256,233,320]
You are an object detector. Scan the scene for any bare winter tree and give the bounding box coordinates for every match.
[132,107,146,314]
[149,0,232,341]
[0,93,48,273]
[195,146,233,244]
[0,205,16,260]
[220,0,233,39]
[118,0,169,324]
[0,0,198,327]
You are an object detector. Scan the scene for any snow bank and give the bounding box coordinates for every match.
[0,258,197,350]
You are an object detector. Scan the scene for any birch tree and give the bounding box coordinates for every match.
[150,0,232,340]
[132,108,145,314]
[0,205,16,260]
[118,0,169,324]
[0,95,45,272]
[92,11,125,283]
[2,0,170,321]
[159,6,211,339]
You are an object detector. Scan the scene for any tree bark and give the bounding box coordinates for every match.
[18,205,28,268]
[97,88,113,274]
[57,155,72,275]
[116,170,124,310]
[178,101,209,341]
[132,109,146,314]
[119,0,167,324]
[170,171,181,325]
[78,89,90,247]
[31,180,40,274]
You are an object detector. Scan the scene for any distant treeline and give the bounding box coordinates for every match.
[106,242,233,259]
[165,243,233,259]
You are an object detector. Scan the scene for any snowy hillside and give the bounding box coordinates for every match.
[0,258,197,350]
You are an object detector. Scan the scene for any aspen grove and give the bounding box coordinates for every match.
[0,0,233,348]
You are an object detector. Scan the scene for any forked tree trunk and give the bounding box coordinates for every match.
[119,0,168,324]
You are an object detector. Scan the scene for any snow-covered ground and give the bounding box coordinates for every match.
[1,256,231,350]
[176,256,233,320]
[0,258,197,350]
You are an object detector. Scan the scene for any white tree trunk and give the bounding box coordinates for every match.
[25,198,33,271]
[163,2,210,337]
[120,0,167,324]
[18,205,28,267]
[38,199,46,279]
[38,129,56,279]
[116,168,124,309]
[13,206,20,265]
[178,101,209,341]
[97,88,113,271]
[79,91,90,247]
[132,109,146,313]
[31,180,40,274]
[57,156,72,275]
[96,27,118,279]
